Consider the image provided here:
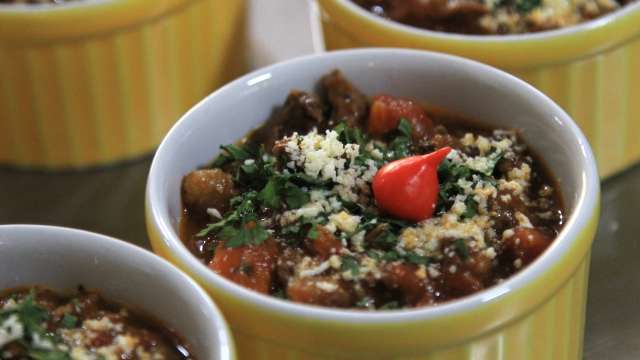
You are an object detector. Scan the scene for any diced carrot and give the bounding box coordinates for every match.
[368,95,433,138]
[209,238,279,294]
[309,225,342,259]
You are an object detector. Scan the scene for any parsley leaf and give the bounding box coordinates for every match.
[222,221,270,248]
[60,314,78,329]
[454,239,470,260]
[372,231,397,248]
[380,301,400,310]
[515,0,541,12]
[221,144,252,161]
[398,118,412,137]
[387,136,412,160]
[28,349,71,360]
[284,183,310,209]
[258,177,282,208]
[196,217,232,237]
[461,198,478,220]
[306,225,319,240]
[240,163,258,174]
[405,252,429,266]
[334,123,367,146]
[355,297,375,309]
[340,256,360,276]
[197,192,259,237]
[273,289,287,299]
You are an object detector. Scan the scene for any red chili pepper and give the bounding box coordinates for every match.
[372,147,452,222]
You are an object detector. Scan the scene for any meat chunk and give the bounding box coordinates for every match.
[182,169,236,214]
[286,276,354,308]
[440,250,492,297]
[248,90,324,151]
[381,263,432,306]
[503,227,553,266]
[321,70,369,128]
[489,189,528,235]
[276,247,305,286]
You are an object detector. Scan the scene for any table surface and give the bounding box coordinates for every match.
[1,156,639,359]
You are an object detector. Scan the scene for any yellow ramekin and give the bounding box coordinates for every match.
[318,0,640,178]
[0,0,245,169]
[146,49,600,359]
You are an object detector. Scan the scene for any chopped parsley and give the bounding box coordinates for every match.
[454,239,470,260]
[221,220,270,248]
[0,291,70,359]
[340,256,360,276]
[60,313,78,329]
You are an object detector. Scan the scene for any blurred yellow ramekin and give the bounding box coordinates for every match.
[0,0,245,169]
[146,49,601,359]
[318,0,640,178]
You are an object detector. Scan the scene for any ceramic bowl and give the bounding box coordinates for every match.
[146,49,600,359]
[318,0,640,177]
[0,0,245,169]
[0,224,236,360]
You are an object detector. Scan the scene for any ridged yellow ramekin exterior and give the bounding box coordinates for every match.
[0,0,245,169]
[147,203,599,359]
[318,0,640,178]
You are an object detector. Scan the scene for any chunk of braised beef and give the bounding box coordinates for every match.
[181,169,237,216]
[438,241,493,298]
[320,70,369,128]
[502,227,553,266]
[381,263,433,306]
[286,276,355,308]
[276,247,305,286]
[249,90,324,151]
[427,125,460,149]
[489,189,528,235]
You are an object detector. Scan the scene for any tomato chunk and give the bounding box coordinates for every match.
[368,95,433,138]
[209,239,279,294]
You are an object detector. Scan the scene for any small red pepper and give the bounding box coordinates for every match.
[372,147,452,222]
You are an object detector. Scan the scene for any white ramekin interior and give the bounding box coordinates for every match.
[0,224,234,360]
[147,48,599,324]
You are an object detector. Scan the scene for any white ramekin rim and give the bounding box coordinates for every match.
[147,48,600,325]
[332,0,640,42]
[0,224,235,359]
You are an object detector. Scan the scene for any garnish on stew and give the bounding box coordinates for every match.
[0,286,195,359]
